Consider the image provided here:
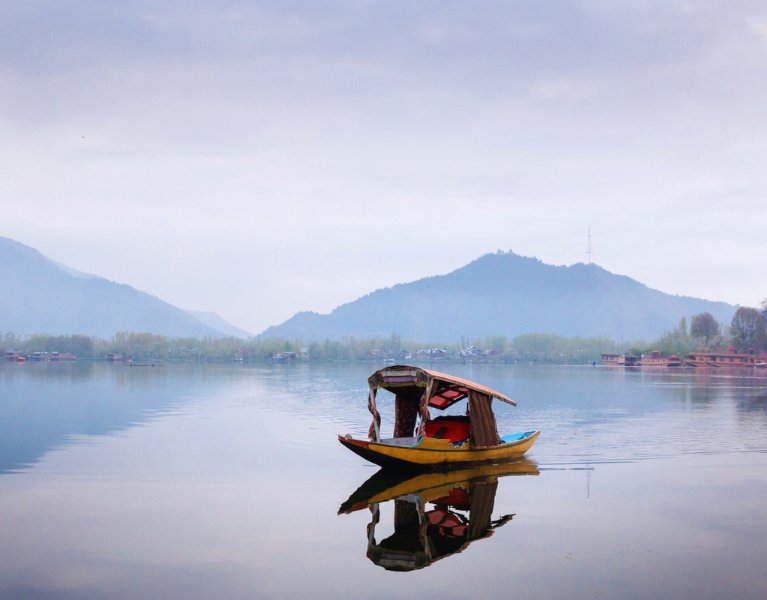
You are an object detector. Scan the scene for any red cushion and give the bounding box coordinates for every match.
[424,417,470,442]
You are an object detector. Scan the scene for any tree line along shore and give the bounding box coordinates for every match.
[2,305,766,365]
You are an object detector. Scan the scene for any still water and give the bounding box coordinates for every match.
[1,361,766,599]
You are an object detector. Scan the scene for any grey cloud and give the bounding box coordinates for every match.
[2,1,767,332]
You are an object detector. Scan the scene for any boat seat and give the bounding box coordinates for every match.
[424,416,470,443]
[501,431,533,443]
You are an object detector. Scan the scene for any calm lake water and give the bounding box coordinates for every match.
[2,361,767,599]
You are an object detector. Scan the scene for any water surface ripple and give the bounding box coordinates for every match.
[1,362,766,599]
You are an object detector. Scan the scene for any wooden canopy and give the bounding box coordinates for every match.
[368,365,516,408]
[366,365,516,448]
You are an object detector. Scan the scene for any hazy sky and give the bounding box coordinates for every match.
[2,1,766,334]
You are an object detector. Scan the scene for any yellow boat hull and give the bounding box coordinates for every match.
[339,458,539,513]
[338,430,540,470]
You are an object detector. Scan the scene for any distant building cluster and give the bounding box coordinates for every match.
[4,350,76,363]
[266,345,507,364]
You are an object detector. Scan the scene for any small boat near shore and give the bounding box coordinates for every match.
[338,365,539,470]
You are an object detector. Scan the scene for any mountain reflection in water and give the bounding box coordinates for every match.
[0,362,215,473]
[339,459,539,571]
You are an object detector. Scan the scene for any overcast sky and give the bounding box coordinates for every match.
[2,1,766,334]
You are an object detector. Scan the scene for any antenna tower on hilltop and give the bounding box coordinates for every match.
[587,227,593,264]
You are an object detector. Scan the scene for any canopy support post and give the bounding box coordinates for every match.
[416,380,434,437]
[368,388,381,442]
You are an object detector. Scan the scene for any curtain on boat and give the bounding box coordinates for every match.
[368,388,381,441]
[394,395,419,438]
[468,391,500,448]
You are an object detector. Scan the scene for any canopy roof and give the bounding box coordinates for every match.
[368,365,516,409]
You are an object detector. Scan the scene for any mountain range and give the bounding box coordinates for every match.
[0,236,249,339]
[2,237,738,342]
[260,251,737,342]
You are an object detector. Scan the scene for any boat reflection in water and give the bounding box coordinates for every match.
[338,459,539,571]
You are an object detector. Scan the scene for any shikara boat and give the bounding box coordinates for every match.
[338,460,539,571]
[338,365,539,470]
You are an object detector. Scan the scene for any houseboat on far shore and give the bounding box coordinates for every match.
[604,349,767,369]
[684,351,767,369]
[638,351,682,367]
[601,353,639,367]
[4,350,26,362]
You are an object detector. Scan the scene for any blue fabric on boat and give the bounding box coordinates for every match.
[501,431,532,443]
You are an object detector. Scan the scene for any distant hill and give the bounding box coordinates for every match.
[187,311,252,338]
[0,236,242,339]
[260,251,737,342]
